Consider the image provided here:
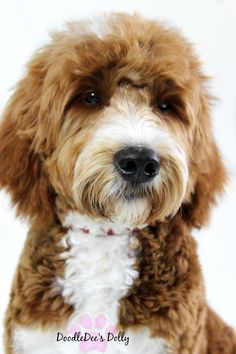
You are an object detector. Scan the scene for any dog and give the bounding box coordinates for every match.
[0,12,235,354]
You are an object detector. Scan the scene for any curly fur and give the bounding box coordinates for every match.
[0,12,235,354]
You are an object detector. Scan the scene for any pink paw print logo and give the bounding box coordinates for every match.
[70,314,116,353]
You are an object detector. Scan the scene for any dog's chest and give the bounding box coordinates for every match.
[13,214,169,353]
[59,218,139,318]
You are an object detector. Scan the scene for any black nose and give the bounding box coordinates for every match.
[114,146,160,185]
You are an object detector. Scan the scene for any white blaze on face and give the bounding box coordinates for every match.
[72,95,188,226]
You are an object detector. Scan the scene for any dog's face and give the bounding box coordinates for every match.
[52,76,190,226]
[0,13,226,227]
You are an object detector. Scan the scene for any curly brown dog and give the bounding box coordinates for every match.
[0,12,235,354]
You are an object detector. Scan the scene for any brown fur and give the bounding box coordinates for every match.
[0,12,235,354]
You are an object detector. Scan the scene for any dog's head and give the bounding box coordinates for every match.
[0,13,226,227]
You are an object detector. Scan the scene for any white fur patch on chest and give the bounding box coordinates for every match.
[13,212,169,353]
[59,212,142,316]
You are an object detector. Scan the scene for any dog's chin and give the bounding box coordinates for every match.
[110,197,151,226]
[72,165,188,226]
[72,181,185,226]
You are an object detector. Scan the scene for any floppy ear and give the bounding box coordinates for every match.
[182,89,227,228]
[0,50,55,225]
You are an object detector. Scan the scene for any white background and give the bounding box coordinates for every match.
[0,0,236,352]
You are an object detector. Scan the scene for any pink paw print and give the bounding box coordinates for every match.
[70,314,116,353]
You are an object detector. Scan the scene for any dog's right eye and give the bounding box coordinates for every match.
[158,101,173,112]
[65,90,103,112]
[83,91,101,106]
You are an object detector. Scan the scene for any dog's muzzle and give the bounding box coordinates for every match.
[114,146,160,185]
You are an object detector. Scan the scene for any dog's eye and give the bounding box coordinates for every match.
[83,91,101,106]
[158,101,173,112]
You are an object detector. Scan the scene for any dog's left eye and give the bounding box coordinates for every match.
[83,91,101,106]
[158,101,173,112]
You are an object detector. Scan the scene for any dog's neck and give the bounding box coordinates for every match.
[62,211,147,237]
